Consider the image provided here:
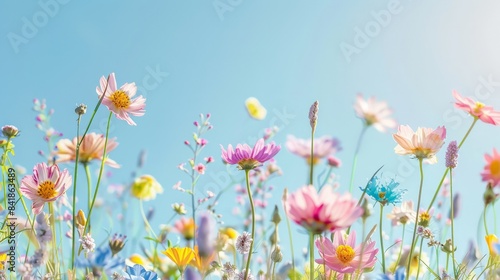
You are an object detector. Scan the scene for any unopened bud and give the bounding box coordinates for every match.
[109,234,127,256]
[308,101,319,131]
[76,210,87,228]
[271,205,281,225]
[271,246,283,263]
[440,239,456,254]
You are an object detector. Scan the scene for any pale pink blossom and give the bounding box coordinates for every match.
[387,200,417,226]
[55,132,119,168]
[96,73,145,126]
[286,135,341,165]
[195,163,206,174]
[393,125,446,164]
[284,185,362,234]
[354,94,397,132]
[453,90,500,125]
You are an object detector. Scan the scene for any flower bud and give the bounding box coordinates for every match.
[271,205,281,225]
[2,125,20,138]
[75,104,87,115]
[271,246,283,263]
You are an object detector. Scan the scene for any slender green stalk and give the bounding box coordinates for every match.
[449,170,457,277]
[49,202,60,276]
[83,163,92,213]
[392,224,406,273]
[244,169,256,280]
[406,158,424,278]
[415,238,424,279]
[484,205,489,236]
[283,189,296,277]
[427,118,478,211]
[309,231,315,280]
[379,203,386,274]
[71,75,109,270]
[309,130,315,186]
[81,112,112,250]
[349,125,367,192]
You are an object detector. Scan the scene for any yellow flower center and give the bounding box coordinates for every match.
[364,113,378,126]
[490,160,500,178]
[110,90,130,109]
[37,181,57,199]
[419,211,431,227]
[237,159,260,170]
[336,245,355,264]
[378,192,386,199]
[474,102,485,114]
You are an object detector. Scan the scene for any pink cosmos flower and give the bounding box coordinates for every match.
[315,230,378,274]
[453,90,500,125]
[220,138,280,170]
[284,185,362,234]
[20,163,72,215]
[393,125,446,164]
[96,73,146,126]
[286,135,341,165]
[354,94,397,132]
[481,148,500,187]
[55,132,120,168]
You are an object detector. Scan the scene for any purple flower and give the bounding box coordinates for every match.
[221,138,280,170]
[445,140,459,168]
[196,212,215,257]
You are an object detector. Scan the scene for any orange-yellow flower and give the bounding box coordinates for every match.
[173,217,196,240]
[163,247,195,272]
[485,234,499,255]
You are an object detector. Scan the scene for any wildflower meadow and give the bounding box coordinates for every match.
[3,2,500,280]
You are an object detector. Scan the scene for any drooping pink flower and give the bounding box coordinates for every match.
[315,230,378,274]
[453,90,500,125]
[286,135,341,165]
[284,185,362,234]
[20,163,72,215]
[220,138,280,170]
[354,94,397,132]
[96,73,146,126]
[55,132,120,168]
[481,148,500,187]
[393,125,446,164]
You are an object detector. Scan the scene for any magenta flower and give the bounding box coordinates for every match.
[286,135,341,165]
[20,163,72,215]
[96,73,146,126]
[284,185,362,234]
[315,230,378,274]
[220,138,280,170]
[453,90,500,125]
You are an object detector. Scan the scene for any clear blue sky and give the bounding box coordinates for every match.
[2,0,500,275]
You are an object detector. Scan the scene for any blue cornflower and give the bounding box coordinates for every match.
[123,264,158,280]
[76,246,125,277]
[377,267,405,280]
[360,176,405,205]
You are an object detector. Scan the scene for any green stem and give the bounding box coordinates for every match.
[283,189,296,277]
[309,231,315,280]
[49,202,60,276]
[416,238,424,279]
[349,125,367,193]
[83,163,92,215]
[309,129,315,186]
[407,158,424,278]
[484,204,489,236]
[379,203,386,274]
[244,169,256,280]
[449,169,457,278]
[392,224,406,273]
[427,118,477,212]
[81,112,112,251]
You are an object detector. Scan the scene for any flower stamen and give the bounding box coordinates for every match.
[37,181,57,199]
[336,245,355,264]
[110,90,131,109]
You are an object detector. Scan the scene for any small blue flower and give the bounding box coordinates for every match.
[360,176,406,205]
[76,246,125,276]
[124,264,158,280]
